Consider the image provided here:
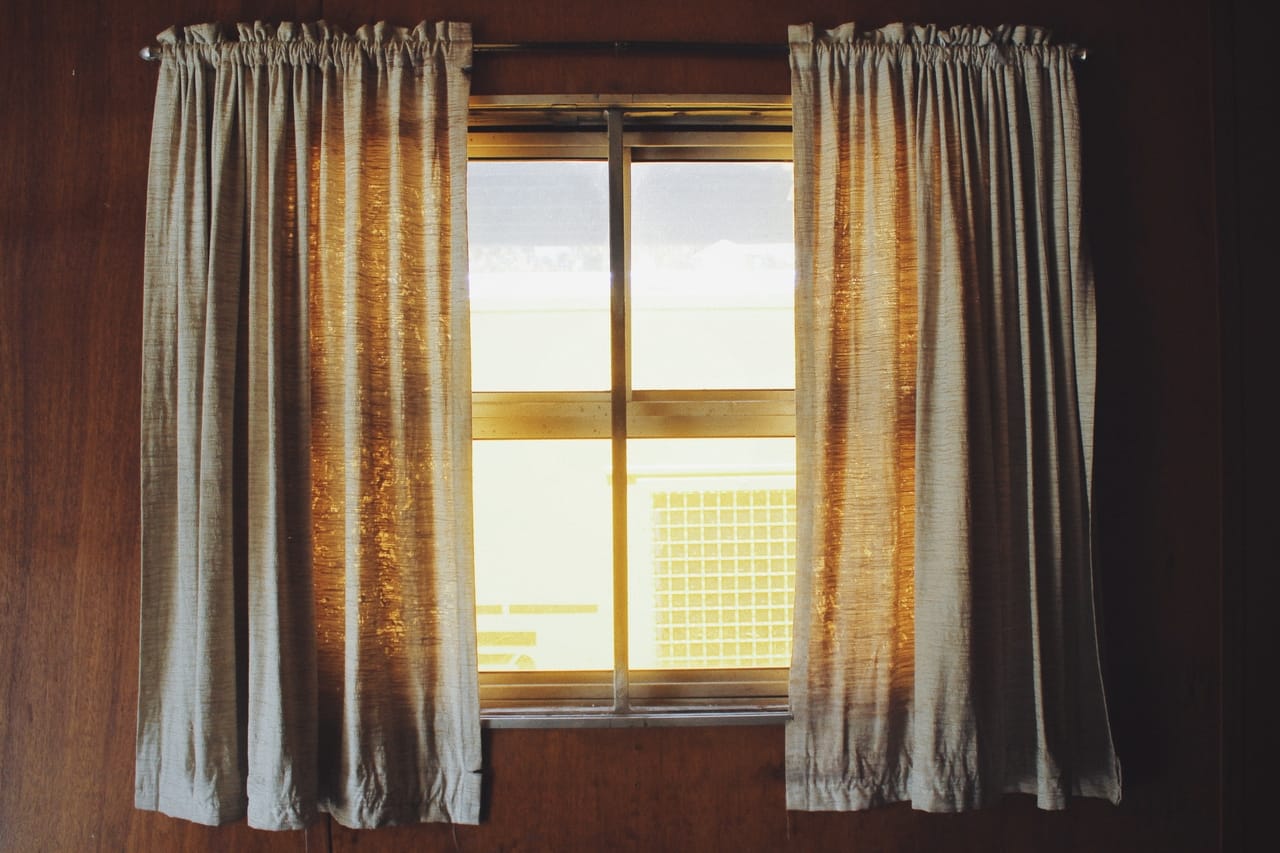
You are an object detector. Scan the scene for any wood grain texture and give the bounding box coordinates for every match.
[0,0,1226,850]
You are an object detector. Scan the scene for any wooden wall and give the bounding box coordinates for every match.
[0,0,1233,850]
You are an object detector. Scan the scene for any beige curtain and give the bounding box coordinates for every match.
[135,21,480,829]
[787,22,1121,811]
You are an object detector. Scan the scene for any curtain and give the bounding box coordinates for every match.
[135,21,480,829]
[787,22,1121,811]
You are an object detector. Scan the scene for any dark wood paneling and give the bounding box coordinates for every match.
[0,3,319,850]
[1216,1,1280,850]
[0,0,1225,850]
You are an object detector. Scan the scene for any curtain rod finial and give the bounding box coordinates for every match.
[140,46,159,61]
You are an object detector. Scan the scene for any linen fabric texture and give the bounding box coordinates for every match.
[786,21,1122,812]
[135,20,481,829]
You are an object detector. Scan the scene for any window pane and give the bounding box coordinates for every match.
[630,162,795,391]
[473,440,613,671]
[468,161,609,391]
[627,438,796,670]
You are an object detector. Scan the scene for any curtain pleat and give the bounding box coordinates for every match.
[786,22,1120,812]
[137,21,480,830]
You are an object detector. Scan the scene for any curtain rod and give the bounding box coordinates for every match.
[473,41,790,56]
[139,40,1087,62]
[139,41,789,61]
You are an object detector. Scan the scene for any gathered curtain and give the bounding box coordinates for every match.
[135,21,480,829]
[787,22,1121,811]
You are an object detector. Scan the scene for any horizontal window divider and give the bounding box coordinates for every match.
[469,139,791,162]
[629,694,790,705]
[630,666,789,683]
[629,389,794,403]
[473,393,610,439]
[624,131,792,163]
[468,95,792,131]
[629,685,788,701]
[629,146,792,162]
[481,669,789,706]
[629,397,794,436]
[624,130,791,146]
[626,415,795,438]
[473,390,795,439]
[468,131,608,160]
[468,125,792,161]
[469,94,792,111]
[480,669,613,683]
[629,390,794,438]
[481,687,615,702]
[481,673,614,703]
[471,418,609,440]
[627,417,788,438]
[630,675,789,700]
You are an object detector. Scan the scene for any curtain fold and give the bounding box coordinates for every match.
[136,20,480,830]
[787,21,1120,812]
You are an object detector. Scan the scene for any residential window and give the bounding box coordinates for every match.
[468,98,794,723]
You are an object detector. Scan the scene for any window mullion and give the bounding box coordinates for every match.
[607,108,632,712]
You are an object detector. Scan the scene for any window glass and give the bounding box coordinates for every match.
[627,438,796,670]
[468,121,795,707]
[630,162,795,391]
[468,161,610,392]
[473,439,613,671]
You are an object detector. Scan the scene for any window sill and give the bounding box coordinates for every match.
[480,708,791,729]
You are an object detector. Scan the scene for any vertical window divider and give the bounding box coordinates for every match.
[608,108,633,712]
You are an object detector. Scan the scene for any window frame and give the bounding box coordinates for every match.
[468,96,795,727]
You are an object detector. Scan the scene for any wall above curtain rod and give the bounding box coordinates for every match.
[138,39,1087,62]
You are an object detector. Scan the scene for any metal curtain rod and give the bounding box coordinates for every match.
[470,42,1086,60]
[139,39,1086,62]
[473,40,789,56]
[139,40,789,62]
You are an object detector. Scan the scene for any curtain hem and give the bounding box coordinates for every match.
[786,776,1122,813]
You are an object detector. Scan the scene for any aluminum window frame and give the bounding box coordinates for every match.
[469,97,794,727]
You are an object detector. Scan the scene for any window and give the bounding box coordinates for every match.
[467,98,794,723]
